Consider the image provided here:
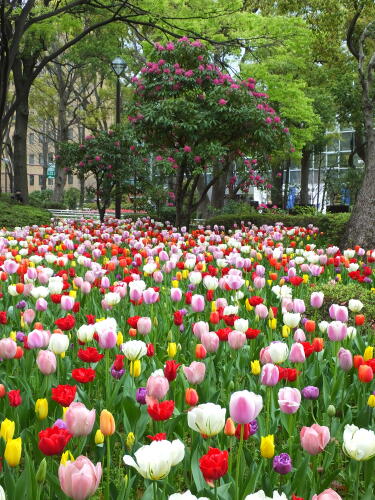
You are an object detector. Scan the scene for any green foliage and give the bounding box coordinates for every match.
[0,201,51,228]
[206,212,351,247]
[307,282,375,334]
[63,188,80,210]
[28,190,53,207]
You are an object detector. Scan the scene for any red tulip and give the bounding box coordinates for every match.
[7,389,22,407]
[358,365,373,383]
[38,426,72,456]
[147,400,175,421]
[51,385,77,406]
[199,447,228,483]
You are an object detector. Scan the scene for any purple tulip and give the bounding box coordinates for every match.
[337,348,353,371]
[136,387,147,404]
[273,453,292,474]
[301,386,320,400]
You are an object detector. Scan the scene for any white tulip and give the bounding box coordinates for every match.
[95,317,117,335]
[189,271,202,285]
[283,312,301,329]
[121,340,147,360]
[77,324,95,343]
[0,485,5,500]
[48,276,64,294]
[234,318,249,333]
[269,341,289,363]
[30,286,50,299]
[245,491,287,500]
[104,292,121,306]
[343,424,375,461]
[203,275,218,290]
[123,439,184,480]
[48,333,69,354]
[318,321,329,333]
[348,299,363,313]
[187,403,226,437]
[169,491,209,500]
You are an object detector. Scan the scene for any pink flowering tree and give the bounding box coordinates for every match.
[59,129,142,222]
[128,38,289,227]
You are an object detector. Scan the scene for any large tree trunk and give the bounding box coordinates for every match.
[300,147,311,205]
[271,166,283,207]
[12,88,30,203]
[211,165,227,209]
[196,174,210,219]
[342,108,375,249]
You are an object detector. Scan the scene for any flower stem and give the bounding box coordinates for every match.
[235,424,244,500]
[153,480,157,499]
[106,435,111,500]
[353,461,362,500]
[105,349,110,408]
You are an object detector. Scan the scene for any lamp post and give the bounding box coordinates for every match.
[111,56,126,219]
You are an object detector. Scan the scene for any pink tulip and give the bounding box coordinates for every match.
[26,267,37,280]
[311,489,342,500]
[65,402,96,436]
[170,288,182,302]
[337,348,353,371]
[192,321,209,340]
[58,455,102,500]
[215,298,227,309]
[80,281,91,294]
[329,304,338,319]
[300,424,330,455]
[228,330,246,350]
[278,387,301,414]
[101,277,110,288]
[97,330,117,349]
[260,363,279,386]
[229,390,263,424]
[84,271,95,283]
[137,317,152,335]
[183,361,206,384]
[293,329,306,342]
[191,294,205,312]
[129,287,142,302]
[259,347,272,365]
[289,343,306,363]
[224,275,244,290]
[142,288,159,304]
[73,277,83,288]
[335,306,348,323]
[0,338,17,359]
[23,308,36,324]
[146,373,169,400]
[292,299,305,313]
[255,304,268,319]
[3,260,19,274]
[201,331,219,353]
[27,329,46,349]
[153,271,163,283]
[61,295,75,311]
[36,350,56,375]
[36,298,48,311]
[310,292,324,308]
[253,276,265,289]
[327,321,347,341]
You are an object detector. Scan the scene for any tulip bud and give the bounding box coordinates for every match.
[224,417,236,436]
[60,450,74,465]
[36,458,47,483]
[35,398,48,420]
[4,437,22,466]
[126,432,135,449]
[368,395,375,408]
[260,435,275,458]
[130,360,141,377]
[167,342,177,358]
[250,360,261,375]
[0,384,6,398]
[228,380,235,391]
[185,388,199,406]
[282,325,290,338]
[195,344,206,359]
[100,410,115,436]
[327,405,336,417]
[95,429,104,445]
[117,332,124,345]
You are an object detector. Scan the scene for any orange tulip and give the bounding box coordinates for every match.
[100,410,115,436]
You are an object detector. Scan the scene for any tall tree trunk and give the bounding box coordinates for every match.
[342,107,375,249]
[196,174,210,219]
[174,164,185,228]
[283,158,291,209]
[12,88,30,203]
[41,121,48,191]
[271,166,283,207]
[300,147,311,205]
[211,165,227,209]
[79,174,85,208]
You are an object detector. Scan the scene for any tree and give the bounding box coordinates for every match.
[128,39,288,228]
[60,127,142,221]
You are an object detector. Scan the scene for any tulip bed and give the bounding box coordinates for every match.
[0,218,374,500]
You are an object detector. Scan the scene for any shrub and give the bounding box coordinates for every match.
[29,189,53,207]
[64,188,80,210]
[0,201,51,228]
[205,213,351,247]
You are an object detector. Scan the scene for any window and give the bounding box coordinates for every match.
[29,133,35,144]
[39,175,43,186]
[28,154,35,165]
[340,132,353,152]
[48,178,54,185]
[67,128,73,140]
[29,175,34,186]
[68,173,73,184]
[48,153,54,163]
[39,134,44,144]
[39,153,44,165]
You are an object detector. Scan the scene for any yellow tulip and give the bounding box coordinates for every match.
[302,274,309,283]
[15,255,21,263]
[100,410,115,436]
[126,432,135,449]
[69,290,76,298]
[251,360,261,376]
[71,261,76,268]
[171,280,179,288]
[4,437,22,466]
[60,450,74,465]
[35,399,48,420]
[130,360,141,377]
[268,318,277,330]
[182,270,189,279]
[245,299,253,312]
[9,331,16,341]
[0,418,15,442]
[167,342,177,358]
[282,325,291,338]
[363,346,374,362]
[95,429,104,445]
[367,395,375,408]
[117,332,124,346]
[62,407,68,418]
[211,301,217,312]
[260,435,275,459]
[267,279,272,286]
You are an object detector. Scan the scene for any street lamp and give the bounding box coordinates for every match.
[111,57,126,218]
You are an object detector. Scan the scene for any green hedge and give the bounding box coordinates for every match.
[0,201,51,228]
[205,213,350,246]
